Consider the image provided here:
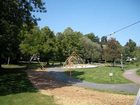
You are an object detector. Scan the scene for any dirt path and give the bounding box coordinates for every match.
[123,68,140,85]
[28,68,135,105]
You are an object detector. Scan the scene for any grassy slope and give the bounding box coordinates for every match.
[0,64,56,105]
[71,66,131,84]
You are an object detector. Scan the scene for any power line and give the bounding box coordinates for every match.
[106,20,140,37]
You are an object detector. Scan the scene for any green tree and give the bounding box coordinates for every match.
[135,47,140,62]
[94,36,100,43]
[41,26,56,65]
[20,27,42,56]
[56,27,83,62]
[0,0,46,69]
[80,37,101,62]
[85,33,100,43]
[20,26,56,65]
[85,33,96,42]
[124,39,136,58]
[105,38,122,66]
[101,36,107,44]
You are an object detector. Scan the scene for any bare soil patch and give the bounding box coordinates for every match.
[28,68,135,105]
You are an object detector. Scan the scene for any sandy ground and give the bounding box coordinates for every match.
[28,69,136,105]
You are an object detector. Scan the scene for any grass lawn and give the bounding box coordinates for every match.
[136,69,140,76]
[0,64,56,105]
[124,61,140,70]
[70,66,131,84]
[0,93,56,105]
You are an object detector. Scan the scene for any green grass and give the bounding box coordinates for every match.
[2,64,26,69]
[124,61,140,70]
[0,93,56,105]
[0,64,56,105]
[70,66,131,84]
[136,69,140,76]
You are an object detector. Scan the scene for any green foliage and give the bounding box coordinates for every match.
[19,26,140,65]
[56,27,83,62]
[85,33,96,41]
[124,39,137,58]
[104,38,122,64]
[71,66,131,84]
[41,26,57,62]
[20,27,42,55]
[85,33,100,43]
[80,37,101,62]
[0,0,46,67]
[20,26,56,64]
[101,36,107,44]
[134,47,140,61]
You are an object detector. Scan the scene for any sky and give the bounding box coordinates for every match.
[35,0,140,46]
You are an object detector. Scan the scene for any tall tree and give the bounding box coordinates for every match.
[80,37,101,62]
[20,27,42,56]
[101,36,107,44]
[124,39,136,58]
[41,26,56,65]
[105,38,122,66]
[135,46,140,62]
[85,33,96,42]
[20,26,56,65]
[0,0,46,68]
[56,27,83,62]
[85,33,100,43]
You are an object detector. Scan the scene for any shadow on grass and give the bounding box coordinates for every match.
[28,69,85,91]
[65,70,85,81]
[0,67,37,96]
[0,63,84,96]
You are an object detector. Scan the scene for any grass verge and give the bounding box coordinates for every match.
[69,66,131,84]
[124,61,140,70]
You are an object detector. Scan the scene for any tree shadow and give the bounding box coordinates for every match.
[0,67,37,96]
[28,69,85,90]
[0,64,85,96]
[65,70,85,81]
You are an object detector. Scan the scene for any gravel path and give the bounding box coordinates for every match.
[47,67,139,94]
[123,68,140,85]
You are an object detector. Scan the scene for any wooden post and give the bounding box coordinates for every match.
[133,88,140,105]
[7,57,10,65]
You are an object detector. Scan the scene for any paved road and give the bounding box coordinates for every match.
[46,67,140,94]
[123,68,140,85]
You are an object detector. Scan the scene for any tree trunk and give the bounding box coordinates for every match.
[0,62,2,69]
[113,59,115,67]
[0,53,2,69]
[7,57,10,65]
[47,60,50,65]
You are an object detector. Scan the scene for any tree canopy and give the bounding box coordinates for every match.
[0,0,46,68]
[0,0,139,67]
